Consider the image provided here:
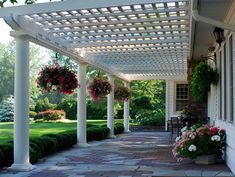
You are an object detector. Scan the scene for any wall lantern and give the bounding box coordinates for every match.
[213,27,224,46]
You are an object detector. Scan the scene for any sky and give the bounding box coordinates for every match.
[0,0,54,43]
[0,0,58,62]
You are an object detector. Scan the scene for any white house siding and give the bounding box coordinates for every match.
[165,80,187,130]
[207,1,235,173]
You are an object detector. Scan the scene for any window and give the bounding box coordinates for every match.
[229,35,233,122]
[219,51,222,119]
[224,44,227,120]
[175,83,188,111]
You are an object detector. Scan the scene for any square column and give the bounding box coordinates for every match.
[107,75,116,138]
[10,35,34,171]
[124,82,130,133]
[77,63,89,147]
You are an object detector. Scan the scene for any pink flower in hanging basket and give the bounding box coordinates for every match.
[87,77,112,101]
[37,62,79,95]
[114,85,131,102]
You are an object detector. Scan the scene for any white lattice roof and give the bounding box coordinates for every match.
[0,0,191,81]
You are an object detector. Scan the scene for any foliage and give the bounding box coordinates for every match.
[34,110,66,121]
[0,0,36,7]
[87,100,107,119]
[0,122,124,167]
[114,122,125,134]
[29,111,37,118]
[172,125,226,160]
[34,97,56,112]
[0,95,14,122]
[191,61,219,101]
[37,61,78,94]
[131,110,165,126]
[114,85,131,101]
[87,77,112,101]
[130,80,165,126]
[0,42,15,103]
[57,98,77,120]
[133,95,154,110]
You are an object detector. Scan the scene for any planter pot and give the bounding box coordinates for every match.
[194,154,217,165]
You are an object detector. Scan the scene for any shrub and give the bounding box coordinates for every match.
[87,127,109,141]
[57,98,77,120]
[0,142,13,167]
[133,95,154,110]
[131,110,165,126]
[34,110,66,121]
[35,97,56,113]
[114,123,124,134]
[29,111,37,118]
[0,95,14,122]
[0,123,124,167]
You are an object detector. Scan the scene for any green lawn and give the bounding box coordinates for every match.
[0,120,122,145]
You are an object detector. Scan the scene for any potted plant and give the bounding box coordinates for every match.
[114,85,131,102]
[87,77,112,101]
[191,61,219,101]
[172,125,226,164]
[36,61,78,94]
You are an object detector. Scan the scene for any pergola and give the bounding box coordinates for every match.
[0,0,191,171]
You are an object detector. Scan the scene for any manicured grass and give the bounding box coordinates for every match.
[0,119,123,145]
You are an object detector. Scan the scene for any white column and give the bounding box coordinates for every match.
[124,82,130,133]
[165,80,169,131]
[10,36,34,171]
[77,63,89,147]
[107,75,116,138]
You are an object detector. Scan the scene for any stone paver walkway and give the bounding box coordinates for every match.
[0,132,234,177]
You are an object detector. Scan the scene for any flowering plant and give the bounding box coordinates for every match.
[36,61,78,94]
[87,77,112,101]
[114,85,131,101]
[172,125,226,161]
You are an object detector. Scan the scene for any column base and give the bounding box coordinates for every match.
[124,129,131,133]
[9,163,35,171]
[75,143,91,148]
[108,134,116,139]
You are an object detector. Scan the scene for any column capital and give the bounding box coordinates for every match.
[108,74,115,79]
[10,31,30,38]
[78,61,88,66]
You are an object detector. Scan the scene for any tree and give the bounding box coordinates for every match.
[0,95,14,122]
[0,41,47,104]
[0,0,36,7]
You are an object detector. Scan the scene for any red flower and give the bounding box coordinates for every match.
[37,62,78,95]
[210,127,218,135]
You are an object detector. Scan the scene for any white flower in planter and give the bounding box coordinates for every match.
[211,135,221,142]
[175,136,181,142]
[188,144,197,152]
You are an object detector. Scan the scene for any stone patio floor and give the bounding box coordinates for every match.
[0,132,234,177]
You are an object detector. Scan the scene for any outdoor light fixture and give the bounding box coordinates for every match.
[213,27,224,46]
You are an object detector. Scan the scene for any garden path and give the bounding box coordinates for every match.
[0,132,233,177]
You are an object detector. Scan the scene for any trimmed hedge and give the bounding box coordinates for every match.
[0,123,124,167]
[34,110,66,121]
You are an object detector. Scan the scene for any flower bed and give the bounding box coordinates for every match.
[172,125,226,161]
[87,77,112,101]
[34,110,66,121]
[37,61,78,94]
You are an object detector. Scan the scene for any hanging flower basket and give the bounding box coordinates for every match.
[87,77,112,101]
[114,85,131,102]
[36,61,78,95]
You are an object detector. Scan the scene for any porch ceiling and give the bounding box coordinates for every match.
[0,0,191,81]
